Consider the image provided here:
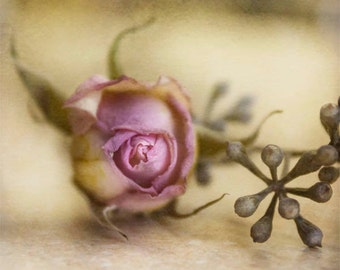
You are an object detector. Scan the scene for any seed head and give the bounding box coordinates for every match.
[226,141,245,161]
[294,216,323,248]
[261,144,284,168]
[278,197,300,219]
[316,145,338,166]
[307,182,333,203]
[318,166,339,184]
[320,103,340,136]
[250,215,273,243]
[234,193,267,217]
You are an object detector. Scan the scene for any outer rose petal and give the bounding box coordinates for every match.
[64,75,136,134]
[71,129,109,161]
[166,95,195,184]
[107,185,186,212]
[73,160,127,202]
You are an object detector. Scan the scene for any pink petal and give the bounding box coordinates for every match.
[64,74,108,105]
[66,74,196,213]
[107,184,186,212]
[64,75,138,134]
[166,94,196,183]
[114,134,172,188]
[97,92,175,135]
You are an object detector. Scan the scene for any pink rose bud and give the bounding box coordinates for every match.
[64,75,195,213]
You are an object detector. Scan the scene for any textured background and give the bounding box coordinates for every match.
[1,1,339,269]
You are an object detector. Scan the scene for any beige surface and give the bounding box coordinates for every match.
[1,1,339,269]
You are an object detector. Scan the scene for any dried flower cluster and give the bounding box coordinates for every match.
[194,82,256,186]
[226,99,339,247]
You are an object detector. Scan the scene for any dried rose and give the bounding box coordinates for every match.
[64,75,195,213]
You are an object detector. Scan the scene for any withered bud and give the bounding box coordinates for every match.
[234,190,269,217]
[213,82,229,98]
[278,197,300,219]
[226,141,246,161]
[224,96,254,123]
[315,145,338,166]
[204,82,228,122]
[207,119,226,132]
[250,215,273,243]
[320,103,340,136]
[261,144,284,168]
[307,182,333,203]
[195,160,211,185]
[294,216,323,248]
[318,166,340,184]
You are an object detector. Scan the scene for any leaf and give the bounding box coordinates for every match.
[11,38,71,134]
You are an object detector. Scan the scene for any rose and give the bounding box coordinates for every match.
[64,75,195,213]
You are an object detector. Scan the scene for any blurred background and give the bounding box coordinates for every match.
[1,1,339,269]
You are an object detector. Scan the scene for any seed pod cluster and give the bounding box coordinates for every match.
[227,141,339,247]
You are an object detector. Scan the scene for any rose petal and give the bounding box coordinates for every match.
[153,76,191,111]
[97,92,175,135]
[166,94,196,183]
[64,75,134,134]
[71,129,109,161]
[102,129,137,153]
[107,184,186,212]
[73,160,127,202]
[114,134,171,188]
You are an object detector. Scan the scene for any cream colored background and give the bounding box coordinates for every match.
[1,1,339,269]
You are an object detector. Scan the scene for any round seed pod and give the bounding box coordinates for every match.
[278,197,300,219]
[316,145,338,166]
[318,166,339,184]
[320,103,340,136]
[307,182,333,203]
[226,141,245,160]
[234,193,265,217]
[261,144,284,168]
[250,215,273,243]
[294,216,323,248]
